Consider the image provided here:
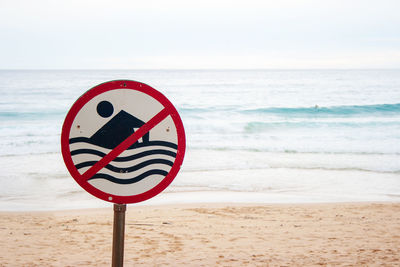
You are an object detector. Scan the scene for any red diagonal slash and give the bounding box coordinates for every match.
[80,107,170,181]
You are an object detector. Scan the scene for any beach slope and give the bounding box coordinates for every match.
[1,203,399,266]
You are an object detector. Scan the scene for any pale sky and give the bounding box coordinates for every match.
[0,0,399,69]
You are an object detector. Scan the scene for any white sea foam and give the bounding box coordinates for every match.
[0,149,399,210]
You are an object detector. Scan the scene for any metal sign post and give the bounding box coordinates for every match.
[112,204,126,267]
[61,80,186,266]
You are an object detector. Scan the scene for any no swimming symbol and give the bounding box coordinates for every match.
[61,80,186,204]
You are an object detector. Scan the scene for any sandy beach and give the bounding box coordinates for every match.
[0,203,399,266]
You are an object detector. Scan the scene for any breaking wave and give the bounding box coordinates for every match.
[241,103,400,117]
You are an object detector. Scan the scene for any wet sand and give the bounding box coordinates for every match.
[1,203,399,266]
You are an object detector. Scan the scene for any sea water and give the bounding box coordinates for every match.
[0,69,399,210]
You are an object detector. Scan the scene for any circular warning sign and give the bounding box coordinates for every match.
[61,80,186,204]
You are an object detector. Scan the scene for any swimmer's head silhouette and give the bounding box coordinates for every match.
[97,101,114,118]
[90,101,149,149]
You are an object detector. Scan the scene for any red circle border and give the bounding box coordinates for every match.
[61,80,186,204]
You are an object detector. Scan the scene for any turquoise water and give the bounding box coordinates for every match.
[1,69,400,155]
[0,69,399,210]
[242,103,400,116]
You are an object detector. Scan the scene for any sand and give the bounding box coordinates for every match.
[1,203,399,266]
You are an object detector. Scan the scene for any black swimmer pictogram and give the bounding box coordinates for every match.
[90,101,150,149]
[68,100,178,185]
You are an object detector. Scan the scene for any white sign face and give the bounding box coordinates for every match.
[61,80,186,204]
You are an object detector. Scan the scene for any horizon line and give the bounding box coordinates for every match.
[1,68,400,71]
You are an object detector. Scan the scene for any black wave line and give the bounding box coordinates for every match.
[71,149,177,161]
[71,149,105,157]
[69,137,93,143]
[88,169,168,184]
[69,137,178,150]
[75,158,174,173]
[136,141,178,150]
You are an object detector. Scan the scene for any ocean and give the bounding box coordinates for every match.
[0,69,399,210]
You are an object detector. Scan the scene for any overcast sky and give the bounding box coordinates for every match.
[0,0,399,69]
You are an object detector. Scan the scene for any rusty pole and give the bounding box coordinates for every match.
[112,204,126,267]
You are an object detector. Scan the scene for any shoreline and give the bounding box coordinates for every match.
[1,200,400,213]
[0,187,400,212]
[1,202,399,266]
